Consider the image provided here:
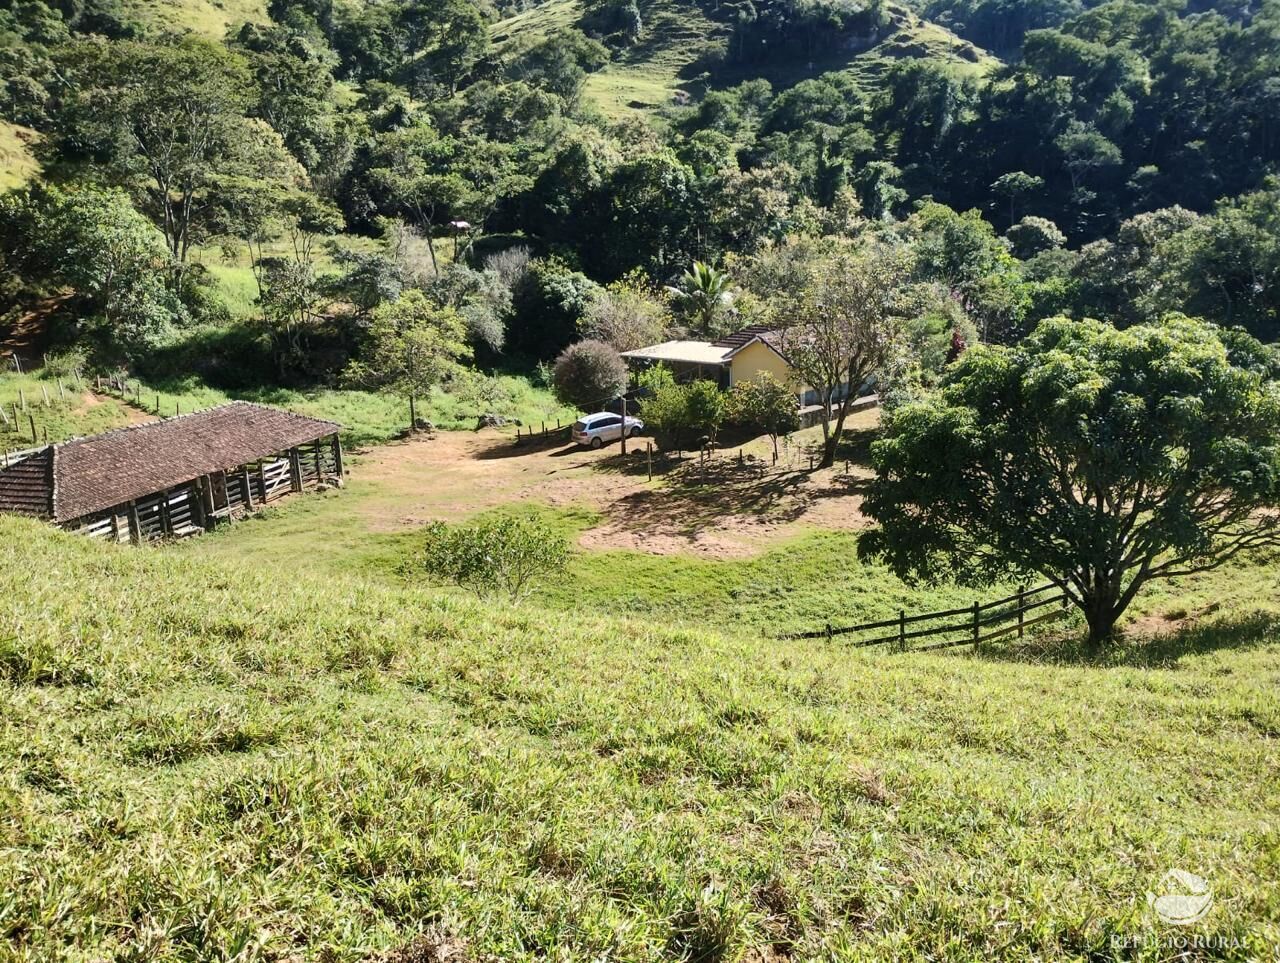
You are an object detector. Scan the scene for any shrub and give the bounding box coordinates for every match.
[727,373,799,460]
[420,515,569,601]
[639,368,726,451]
[552,339,627,411]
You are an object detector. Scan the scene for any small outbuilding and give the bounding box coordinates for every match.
[0,401,344,543]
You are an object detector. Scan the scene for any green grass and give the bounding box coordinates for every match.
[112,372,573,448]
[116,0,267,35]
[1,514,1278,960]
[0,122,38,193]
[496,0,998,120]
[0,372,138,451]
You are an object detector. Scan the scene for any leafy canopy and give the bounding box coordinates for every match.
[863,315,1280,646]
[552,339,627,412]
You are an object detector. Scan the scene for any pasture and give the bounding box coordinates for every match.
[3,391,1279,961]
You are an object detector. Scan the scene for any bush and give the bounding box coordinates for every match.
[638,367,726,451]
[420,515,569,601]
[552,339,628,411]
[507,258,602,359]
[727,373,799,460]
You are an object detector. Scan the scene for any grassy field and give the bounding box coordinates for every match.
[0,372,140,452]
[0,122,38,193]
[1,515,1278,960]
[117,0,267,35]
[495,0,996,120]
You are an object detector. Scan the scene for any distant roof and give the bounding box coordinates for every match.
[711,324,780,351]
[620,340,732,366]
[0,401,341,523]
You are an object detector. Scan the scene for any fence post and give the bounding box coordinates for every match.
[28,414,36,444]
[1017,585,1026,639]
[899,609,906,652]
[972,600,980,651]
[825,622,832,642]
[647,442,652,481]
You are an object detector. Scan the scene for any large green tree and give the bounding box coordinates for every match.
[344,290,470,429]
[0,184,182,360]
[50,36,292,274]
[863,315,1280,649]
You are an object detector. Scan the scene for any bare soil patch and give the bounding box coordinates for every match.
[351,415,877,559]
[76,390,157,426]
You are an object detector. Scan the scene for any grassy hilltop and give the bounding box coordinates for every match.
[493,0,996,119]
[2,515,1278,960]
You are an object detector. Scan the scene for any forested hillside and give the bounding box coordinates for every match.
[0,0,1278,393]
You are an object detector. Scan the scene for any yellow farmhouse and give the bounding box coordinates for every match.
[620,325,854,408]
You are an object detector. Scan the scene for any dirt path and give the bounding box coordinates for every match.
[75,390,157,426]
[351,412,878,559]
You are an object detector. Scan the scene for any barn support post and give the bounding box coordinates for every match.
[127,500,141,545]
[288,448,302,493]
[158,491,173,536]
[192,477,209,531]
[258,463,268,502]
[242,466,255,511]
[331,433,344,485]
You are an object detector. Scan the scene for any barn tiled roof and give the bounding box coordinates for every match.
[0,402,340,523]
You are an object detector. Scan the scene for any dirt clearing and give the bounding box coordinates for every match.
[350,410,878,559]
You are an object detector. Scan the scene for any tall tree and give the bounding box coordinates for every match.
[50,37,291,275]
[864,315,1280,649]
[778,243,911,468]
[344,290,470,429]
[666,260,733,336]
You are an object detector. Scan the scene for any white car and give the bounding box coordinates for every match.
[571,412,645,448]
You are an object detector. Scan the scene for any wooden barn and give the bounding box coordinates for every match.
[0,401,343,543]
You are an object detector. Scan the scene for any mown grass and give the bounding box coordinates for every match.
[1,515,1277,960]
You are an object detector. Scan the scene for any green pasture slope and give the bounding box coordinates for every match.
[1,516,1277,960]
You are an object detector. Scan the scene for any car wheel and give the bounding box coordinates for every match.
[590,436,603,449]
[627,427,638,438]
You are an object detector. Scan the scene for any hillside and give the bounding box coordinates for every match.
[2,515,1278,959]
[493,0,996,118]
[0,122,38,193]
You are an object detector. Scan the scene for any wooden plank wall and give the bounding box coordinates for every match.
[65,433,344,544]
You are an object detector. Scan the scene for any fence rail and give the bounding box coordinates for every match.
[784,582,1072,653]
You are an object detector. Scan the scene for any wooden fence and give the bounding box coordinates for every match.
[784,582,1072,652]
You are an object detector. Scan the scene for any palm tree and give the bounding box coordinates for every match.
[667,261,733,336]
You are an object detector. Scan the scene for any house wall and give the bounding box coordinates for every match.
[728,341,809,400]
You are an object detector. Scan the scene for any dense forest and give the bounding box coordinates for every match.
[0,0,1277,392]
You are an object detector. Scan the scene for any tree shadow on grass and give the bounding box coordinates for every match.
[973,610,1280,669]
[832,423,880,471]
[588,454,870,539]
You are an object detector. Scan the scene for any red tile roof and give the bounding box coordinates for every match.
[0,402,340,523]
